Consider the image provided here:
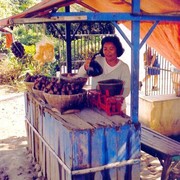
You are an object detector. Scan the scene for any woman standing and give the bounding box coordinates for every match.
[78,35,131,113]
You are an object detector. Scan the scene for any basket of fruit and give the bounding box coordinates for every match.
[24,73,37,92]
[24,73,46,93]
[32,75,51,101]
[43,89,87,113]
[32,88,46,102]
[24,81,34,93]
[42,74,87,113]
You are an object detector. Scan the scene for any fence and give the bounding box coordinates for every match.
[58,34,107,86]
[140,46,175,96]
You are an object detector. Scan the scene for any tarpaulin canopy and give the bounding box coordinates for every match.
[0,0,180,68]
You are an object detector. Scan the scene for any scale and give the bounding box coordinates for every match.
[87,89,124,116]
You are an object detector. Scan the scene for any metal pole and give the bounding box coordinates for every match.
[65,6,72,73]
[131,1,140,123]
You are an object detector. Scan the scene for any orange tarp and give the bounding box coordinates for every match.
[78,0,180,14]
[78,0,180,68]
[5,33,13,48]
[124,21,180,69]
[0,0,179,68]
[141,22,180,69]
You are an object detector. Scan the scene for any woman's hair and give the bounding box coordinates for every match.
[99,36,124,57]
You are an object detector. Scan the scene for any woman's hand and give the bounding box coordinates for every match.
[84,58,91,70]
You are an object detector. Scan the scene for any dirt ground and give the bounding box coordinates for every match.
[0,85,43,180]
[0,84,168,180]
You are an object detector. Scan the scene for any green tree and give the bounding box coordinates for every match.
[0,0,38,19]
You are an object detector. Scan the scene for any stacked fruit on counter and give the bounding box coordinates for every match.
[24,73,87,95]
[24,72,41,82]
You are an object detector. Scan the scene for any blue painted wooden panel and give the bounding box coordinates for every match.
[105,127,118,179]
[117,125,130,179]
[25,93,141,180]
[71,130,91,170]
[24,93,28,118]
[38,105,43,136]
[91,127,106,180]
[129,124,141,159]
[128,124,141,180]
[62,126,72,180]
[55,117,66,180]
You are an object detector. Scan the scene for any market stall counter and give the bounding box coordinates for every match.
[24,91,140,180]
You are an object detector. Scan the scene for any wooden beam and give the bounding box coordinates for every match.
[10,12,180,25]
[11,16,87,24]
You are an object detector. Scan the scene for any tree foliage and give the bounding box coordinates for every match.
[0,2,111,88]
[0,0,38,19]
[0,0,44,87]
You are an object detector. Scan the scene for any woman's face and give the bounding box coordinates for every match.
[103,42,117,64]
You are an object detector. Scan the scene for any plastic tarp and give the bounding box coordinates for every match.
[0,0,179,68]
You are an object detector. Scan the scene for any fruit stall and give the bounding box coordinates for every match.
[0,0,180,179]
[24,73,140,179]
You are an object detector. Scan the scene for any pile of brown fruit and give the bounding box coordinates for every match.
[33,76,51,91]
[25,73,86,95]
[24,72,41,82]
[43,76,85,95]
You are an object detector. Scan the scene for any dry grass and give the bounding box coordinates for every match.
[0,59,22,85]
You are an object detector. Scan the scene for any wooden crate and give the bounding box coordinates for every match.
[24,92,141,180]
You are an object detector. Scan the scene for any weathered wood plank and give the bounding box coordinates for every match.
[128,125,141,180]
[38,105,43,166]
[105,127,118,179]
[57,119,66,180]
[53,119,61,180]
[71,130,91,170]
[75,108,114,128]
[91,128,106,180]
[41,143,46,178]
[116,124,130,179]
[141,125,180,180]
[71,130,92,180]
[45,107,93,130]
[62,126,72,180]
[46,150,51,180]
[141,127,180,156]
[92,107,130,126]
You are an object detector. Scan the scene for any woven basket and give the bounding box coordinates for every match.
[32,88,46,102]
[171,71,180,97]
[24,82,34,93]
[43,89,87,113]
